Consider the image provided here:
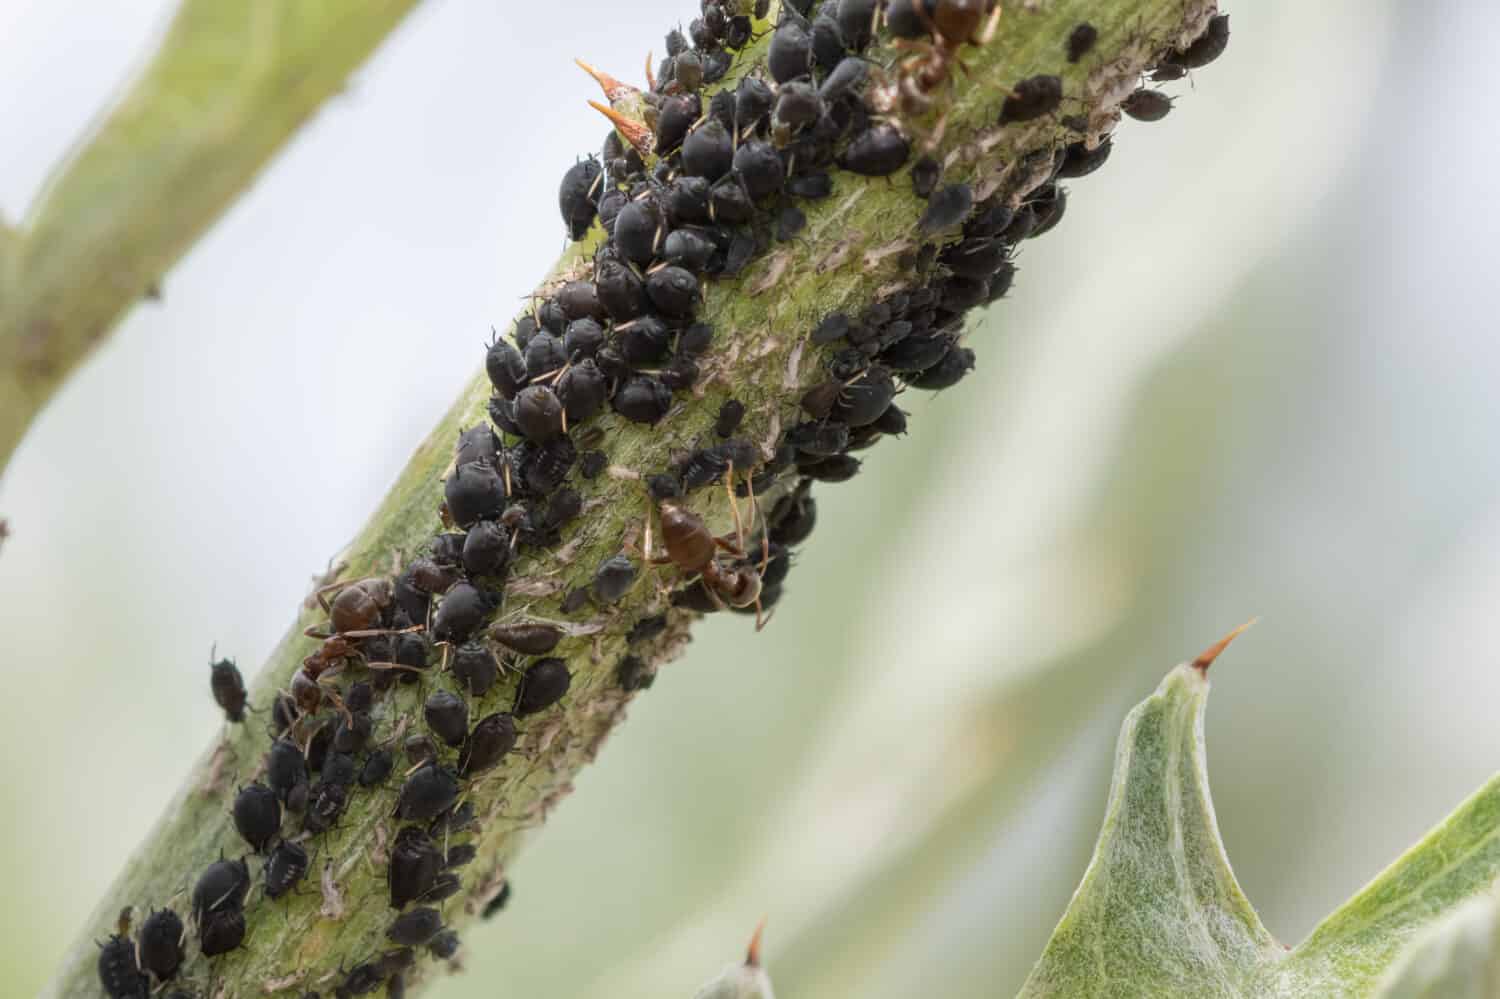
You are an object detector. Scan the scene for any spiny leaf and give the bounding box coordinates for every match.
[1020,635,1500,998]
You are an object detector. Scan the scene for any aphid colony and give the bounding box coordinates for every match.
[103,4,1229,996]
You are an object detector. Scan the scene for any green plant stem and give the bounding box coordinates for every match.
[44,1,1218,995]
[0,0,421,475]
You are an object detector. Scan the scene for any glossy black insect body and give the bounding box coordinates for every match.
[786,170,832,199]
[833,366,896,427]
[459,712,518,777]
[1164,13,1229,69]
[646,266,702,318]
[614,199,663,267]
[339,961,385,997]
[481,881,512,919]
[1067,22,1098,62]
[769,484,817,546]
[613,374,673,424]
[595,259,648,322]
[715,399,746,438]
[840,124,911,176]
[209,656,247,723]
[97,934,148,999]
[910,344,977,389]
[773,80,821,130]
[323,752,358,790]
[1057,136,1112,178]
[768,18,813,82]
[192,858,250,924]
[387,907,444,947]
[1123,88,1173,122]
[919,183,974,234]
[232,783,281,852]
[617,654,654,692]
[199,909,246,958]
[303,780,349,833]
[450,642,499,697]
[432,582,492,644]
[910,155,942,199]
[335,711,373,754]
[564,317,605,360]
[429,929,461,959]
[665,176,712,225]
[461,520,510,578]
[390,828,442,909]
[397,763,460,822]
[456,425,501,474]
[443,843,478,869]
[266,737,308,802]
[513,385,565,444]
[424,690,469,748]
[490,622,564,655]
[264,839,310,899]
[515,658,571,716]
[558,159,603,240]
[139,908,185,982]
[445,462,506,528]
[733,141,785,200]
[555,359,607,424]
[360,748,395,787]
[999,74,1063,124]
[682,119,735,182]
[709,175,756,223]
[593,554,638,603]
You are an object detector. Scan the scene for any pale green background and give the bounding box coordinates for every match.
[3,1,1495,996]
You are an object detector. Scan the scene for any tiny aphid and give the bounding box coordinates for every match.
[138,908,185,982]
[264,839,310,900]
[209,655,247,724]
[1067,22,1098,62]
[232,783,282,853]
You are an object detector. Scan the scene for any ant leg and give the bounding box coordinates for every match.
[975,3,1003,46]
[722,468,747,552]
[746,471,770,576]
[303,627,332,640]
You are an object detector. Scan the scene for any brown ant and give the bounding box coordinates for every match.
[644,471,772,629]
[295,576,419,728]
[887,1,1003,145]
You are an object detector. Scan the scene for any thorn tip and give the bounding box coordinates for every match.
[1192,618,1258,673]
[746,917,767,967]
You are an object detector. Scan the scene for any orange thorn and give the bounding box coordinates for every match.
[746,916,767,967]
[575,58,638,104]
[645,51,656,91]
[587,100,654,156]
[1191,618,1258,673]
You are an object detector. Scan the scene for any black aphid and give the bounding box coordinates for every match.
[199,909,246,958]
[430,800,478,838]
[346,680,374,715]
[832,366,897,427]
[648,473,681,501]
[715,399,746,438]
[462,520,510,578]
[613,375,673,424]
[733,140,785,199]
[614,199,663,267]
[192,858,250,923]
[232,783,281,852]
[802,454,862,482]
[1164,13,1229,69]
[396,763,460,822]
[445,462,506,528]
[910,155,941,199]
[563,317,605,359]
[264,840,310,900]
[338,960,385,997]
[999,74,1063,124]
[515,658,571,716]
[593,554,638,603]
[424,690,470,748]
[322,751,358,787]
[884,0,928,37]
[773,79,821,129]
[459,712,518,777]
[873,404,909,436]
[768,18,813,82]
[665,176,712,225]
[662,228,717,270]
[432,582,491,644]
[655,94,700,154]
[786,171,832,199]
[1122,88,1173,122]
[910,344,977,389]
[558,279,604,321]
[97,934,147,999]
[617,654,655,692]
[840,124,911,176]
[682,119,735,181]
[646,266,702,318]
[405,734,437,766]
[812,313,850,345]
[735,75,775,127]
[709,175,756,224]
[334,711,372,754]
[524,331,567,379]
[209,656,247,723]
[837,0,877,49]
[595,259,648,321]
[450,641,499,697]
[579,450,607,479]
[390,827,442,909]
[396,632,432,671]
[139,908,185,982]
[305,720,335,772]
[557,359,608,423]
[388,907,444,947]
[1067,22,1098,62]
[919,184,974,234]
[303,780,349,833]
[513,385,565,444]
[490,622,564,655]
[266,737,308,802]
[360,748,395,787]
[558,158,603,240]
[1057,136,1113,178]
[444,843,478,869]
[429,929,461,959]
[769,485,817,546]
[482,881,513,919]
[677,322,714,357]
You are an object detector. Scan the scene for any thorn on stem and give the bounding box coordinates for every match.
[1191,618,1258,673]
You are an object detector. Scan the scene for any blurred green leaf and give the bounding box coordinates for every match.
[1373,893,1500,999]
[0,0,420,470]
[1020,654,1500,998]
